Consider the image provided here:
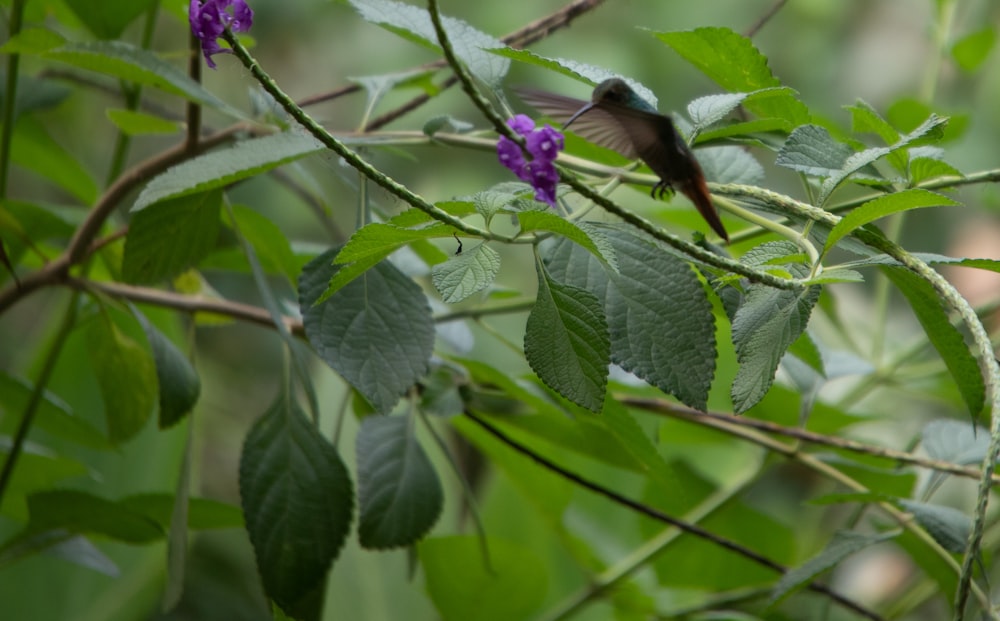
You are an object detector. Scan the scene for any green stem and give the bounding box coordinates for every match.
[0,0,27,199]
[0,290,80,504]
[223,33,504,243]
[870,212,906,365]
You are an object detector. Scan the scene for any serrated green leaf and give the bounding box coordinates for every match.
[63,0,157,39]
[87,314,157,444]
[775,124,853,176]
[106,108,180,136]
[824,189,959,254]
[545,226,716,411]
[349,0,508,87]
[848,99,900,144]
[495,48,657,106]
[693,118,791,145]
[222,205,300,283]
[41,41,239,116]
[300,249,434,413]
[882,267,985,419]
[123,190,222,285]
[0,372,112,451]
[688,87,796,131]
[133,133,325,212]
[770,530,898,606]
[818,115,949,204]
[239,396,354,614]
[899,500,970,553]
[431,242,501,304]
[654,27,809,125]
[133,310,200,429]
[24,490,164,543]
[420,536,548,621]
[697,145,764,185]
[952,27,996,72]
[517,211,618,271]
[524,263,609,412]
[356,415,443,549]
[909,157,962,185]
[732,246,820,413]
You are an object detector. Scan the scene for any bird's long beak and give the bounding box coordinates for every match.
[564,103,596,129]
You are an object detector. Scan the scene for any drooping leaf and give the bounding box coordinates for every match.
[823,189,959,254]
[517,211,618,271]
[239,396,354,614]
[87,314,157,444]
[349,0,508,88]
[899,500,971,553]
[12,116,98,204]
[524,262,610,412]
[431,242,501,303]
[921,419,989,467]
[132,310,200,429]
[882,267,985,419]
[300,249,434,413]
[654,27,809,125]
[602,400,675,489]
[731,244,820,413]
[24,490,164,544]
[133,133,325,212]
[420,536,548,621]
[123,190,222,285]
[356,415,443,549]
[118,494,244,531]
[544,225,716,411]
[770,530,898,606]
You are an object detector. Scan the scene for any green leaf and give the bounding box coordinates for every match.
[824,189,959,254]
[787,331,825,376]
[688,87,796,130]
[882,267,985,419]
[603,400,675,489]
[545,226,717,411]
[0,372,112,451]
[87,313,157,444]
[63,0,157,39]
[349,0,508,88]
[731,244,820,413]
[775,124,853,176]
[224,205,300,283]
[899,500,970,553]
[909,156,963,185]
[123,190,222,285]
[921,419,989,467]
[697,146,764,185]
[24,490,164,543]
[431,242,501,303]
[106,108,181,136]
[12,116,98,204]
[239,396,354,614]
[300,249,434,413]
[770,530,898,606]
[818,114,949,204]
[524,262,610,412]
[495,48,657,105]
[517,211,618,270]
[952,27,996,72]
[654,27,809,125]
[41,41,239,116]
[335,222,455,265]
[119,494,244,531]
[420,536,548,621]
[132,133,325,212]
[356,415,443,549]
[133,310,200,429]
[847,99,907,172]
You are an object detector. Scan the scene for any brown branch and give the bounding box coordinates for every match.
[621,396,1000,485]
[67,278,305,337]
[0,126,244,315]
[744,0,789,38]
[464,411,885,621]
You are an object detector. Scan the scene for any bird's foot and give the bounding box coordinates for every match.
[651,181,675,200]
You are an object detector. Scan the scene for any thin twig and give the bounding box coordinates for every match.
[621,396,1000,485]
[744,0,789,38]
[464,411,885,621]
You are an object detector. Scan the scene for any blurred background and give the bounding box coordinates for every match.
[1,0,999,619]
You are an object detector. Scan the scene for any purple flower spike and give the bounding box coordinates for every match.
[189,0,254,69]
[496,115,564,207]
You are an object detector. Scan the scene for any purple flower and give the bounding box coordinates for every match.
[189,0,254,69]
[497,115,564,207]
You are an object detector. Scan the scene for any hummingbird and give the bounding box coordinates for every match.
[516,78,729,242]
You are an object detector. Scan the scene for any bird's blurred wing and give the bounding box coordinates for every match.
[515,87,639,159]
